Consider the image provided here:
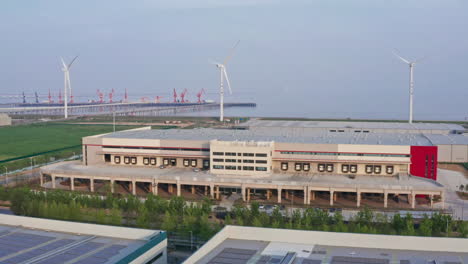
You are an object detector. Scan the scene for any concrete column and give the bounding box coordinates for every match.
[177,181,181,197]
[333,192,337,202]
[303,186,308,205]
[277,187,282,203]
[411,192,416,209]
[241,185,246,202]
[70,177,75,191]
[191,185,195,194]
[247,188,251,202]
[430,194,434,208]
[40,173,44,187]
[330,190,334,206]
[384,191,388,208]
[52,176,56,189]
[215,186,220,200]
[266,190,271,200]
[110,180,115,193]
[441,191,445,209]
[90,178,94,192]
[311,191,315,201]
[168,184,173,194]
[357,191,361,207]
[210,184,214,199]
[152,182,158,195]
[204,186,208,196]
[132,181,136,195]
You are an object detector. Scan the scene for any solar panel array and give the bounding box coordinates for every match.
[0,232,54,259]
[302,259,322,264]
[207,247,257,264]
[331,256,390,264]
[36,241,104,264]
[73,244,127,264]
[0,239,75,264]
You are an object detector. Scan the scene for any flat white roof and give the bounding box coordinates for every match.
[241,120,465,131]
[185,226,468,264]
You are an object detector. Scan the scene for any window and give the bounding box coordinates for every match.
[213,158,224,162]
[303,163,310,171]
[386,165,394,174]
[213,165,224,169]
[213,152,224,156]
[243,153,254,157]
[203,159,210,169]
[170,159,176,166]
[237,153,242,156]
[143,157,150,165]
[341,164,349,173]
[256,153,267,157]
[374,165,382,174]
[330,130,337,132]
[124,157,130,164]
[326,164,333,172]
[238,159,242,163]
[365,165,373,174]
[163,158,169,166]
[150,158,156,165]
[225,159,236,163]
[350,164,357,173]
[226,152,236,156]
[243,166,254,171]
[131,157,137,164]
[318,164,325,172]
[243,160,254,163]
[191,159,197,167]
[226,165,236,170]
[104,154,111,162]
[281,162,288,171]
[256,160,267,164]
[256,167,267,171]
[114,156,121,164]
[237,166,242,170]
[295,163,302,171]
[338,130,345,132]
[183,159,190,167]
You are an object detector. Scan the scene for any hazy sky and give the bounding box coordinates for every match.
[1,0,467,120]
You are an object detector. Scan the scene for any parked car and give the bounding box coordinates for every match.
[159,165,165,169]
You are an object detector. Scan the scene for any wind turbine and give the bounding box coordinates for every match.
[60,56,78,118]
[212,40,240,122]
[393,49,424,124]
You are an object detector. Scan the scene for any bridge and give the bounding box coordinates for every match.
[0,102,256,117]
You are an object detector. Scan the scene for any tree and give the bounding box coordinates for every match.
[110,206,123,226]
[225,214,232,225]
[136,205,150,228]
[419,215,432,236]
[402,213,415,236]
[161,211,177,232]
[392,213,405,234]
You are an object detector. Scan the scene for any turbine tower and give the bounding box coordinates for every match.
[60,56,78,118]
[393,49,424,124]
[212,40,240,122]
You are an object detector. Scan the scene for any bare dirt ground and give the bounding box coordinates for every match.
[438,163,468,179]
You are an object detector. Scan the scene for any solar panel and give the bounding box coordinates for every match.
[208,248,257,264]
[302,260,322,264]
[0,239,76,264]
[36,242,105,264]
[400,260,410,264]
[256,255,271,264]
[331,256,390,264]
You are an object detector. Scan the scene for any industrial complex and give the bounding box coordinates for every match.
[40,120,468,209]
[0,214,167,264]
[184,225,468,264]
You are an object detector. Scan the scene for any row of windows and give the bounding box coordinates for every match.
[329,129,370,133]
[212,159,267,164]
[183,159,198,167]
[281,162,395,174]
[212,165,267,171]
[279,151,409,158]
[104,145,209,152]
[213,152,268,157]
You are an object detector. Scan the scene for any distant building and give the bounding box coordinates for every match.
[0,113,12,126]
[0,214,167,264]
[185,225,468,264]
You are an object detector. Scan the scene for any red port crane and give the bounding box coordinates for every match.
[155,96,163,103]
[173,88,177,103]
[180,89,188,103]
[196,88,205,103]
[48,89,53,104]
[108,89,115,103]
[96,89,104,103]
[140,97,149,103]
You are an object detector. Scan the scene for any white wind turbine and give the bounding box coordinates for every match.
[212,40,240,122]
[60,56,78,118]
[393,49,424,124]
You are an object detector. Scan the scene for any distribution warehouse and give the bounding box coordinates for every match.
[40,121,467,209]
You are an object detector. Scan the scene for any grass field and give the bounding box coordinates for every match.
[0,123,139,161]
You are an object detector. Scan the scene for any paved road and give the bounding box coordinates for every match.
[437,169,468,220]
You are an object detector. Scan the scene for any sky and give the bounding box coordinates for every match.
[0,0,467,120]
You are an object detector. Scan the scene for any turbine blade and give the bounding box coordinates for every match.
[414,56,426,64]
[60,57,67,69]
[392,49,410,64]
[68,55,79,69]
[223,40,240,65]
[223,68,232,95]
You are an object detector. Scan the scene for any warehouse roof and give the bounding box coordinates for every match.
[101,128,436,146]
[240,120,465,132]
[186,226,468,264]
[0,215,165,264]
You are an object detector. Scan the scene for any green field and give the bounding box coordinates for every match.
[0,123,139,161]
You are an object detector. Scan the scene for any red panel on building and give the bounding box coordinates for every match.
[410,146,438,181]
